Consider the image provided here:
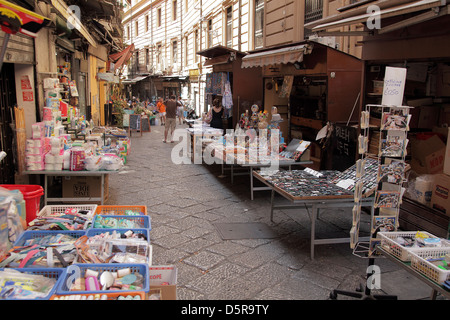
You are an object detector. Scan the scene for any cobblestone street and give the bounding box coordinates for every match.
[105,124,438,300]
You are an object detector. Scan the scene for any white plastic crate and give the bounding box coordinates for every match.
[38,205,98,219]
[378,231,449,262]
[409,247,450,285]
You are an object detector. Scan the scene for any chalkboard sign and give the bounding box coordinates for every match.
[141,117,151,132]
[128,114,142,136]
[331,124,357,171]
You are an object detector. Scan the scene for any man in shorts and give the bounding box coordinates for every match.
[163,95,182,143]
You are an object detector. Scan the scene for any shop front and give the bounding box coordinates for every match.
[242,40,364,170]
[198,45,264,130]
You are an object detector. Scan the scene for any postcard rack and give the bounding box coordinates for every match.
[352,103,412,258]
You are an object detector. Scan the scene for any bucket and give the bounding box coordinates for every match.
[0,185,44,224]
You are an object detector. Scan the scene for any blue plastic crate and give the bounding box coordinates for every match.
[56,263,149,295]
[13,230,86,247]
[0,267,65,300]
[91,215,151,230]
[85,228,150,243]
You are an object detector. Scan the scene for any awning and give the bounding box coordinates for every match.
[0,0,50,37]
[204,54,231,66]
[97,72,119,83]
[122,75,148,84]
[241,44,313,68]
[50,0,97,47]
[109,43,134,73]
[308,0,446,34]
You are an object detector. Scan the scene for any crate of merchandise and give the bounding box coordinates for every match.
[85,228,150,243]
[94,205,147,216]
[13,230,86,247]
[38,205,98,219]
[55,263,150,295]
[75,229,152,265]
[378,231,450,262]
[409,247,450,285]
[0,267,66,300]
[50,291,147,300]
[91,215,151,230]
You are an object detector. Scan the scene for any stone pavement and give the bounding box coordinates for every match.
[105,123,445,300]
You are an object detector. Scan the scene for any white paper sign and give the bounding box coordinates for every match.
[382,67,407,107]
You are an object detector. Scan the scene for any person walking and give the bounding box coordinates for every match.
[207,98,224,129]
[177,96,185,125]
[157,97,166,125]
[163,95,182,143]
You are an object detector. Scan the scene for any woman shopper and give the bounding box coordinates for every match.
[207,98,224,129]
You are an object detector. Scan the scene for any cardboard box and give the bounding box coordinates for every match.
[411,134,445,174]
[444,127,450,175]
[62,176,102,199]
[148,265,177,300]
[431,173,450,215]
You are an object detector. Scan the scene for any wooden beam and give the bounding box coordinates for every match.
[378,5,449,34]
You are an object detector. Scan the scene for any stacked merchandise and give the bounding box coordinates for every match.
[0,204,161,300]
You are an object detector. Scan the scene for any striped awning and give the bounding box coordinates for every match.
[241,44,313,68]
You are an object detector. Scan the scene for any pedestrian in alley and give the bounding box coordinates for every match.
[177,96,185,125]
[163,95,182,143]
[206,97,224,129]
[157,97,166,126]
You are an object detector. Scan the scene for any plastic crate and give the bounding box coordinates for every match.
[85,228,150,243]
[378,231,450,261]
[56,263,149,295]
[50,291,147,300]
[38,205,98,219]
[0,267,65,300]
[76,229,152,265]
[91,215,151,230]
[94,205,147,216]
[409,247,450,285]
[14,230,85,247]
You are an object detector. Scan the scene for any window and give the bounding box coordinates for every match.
[207,19,213,48]
[172,40,178,64]
[194,29,199,63]
[156,43,162,66]
[305,0,323,24]
[145,15,149,32]
[254,0,264,49]
[135,20,139,36]
[146,48,150,66]
[173,0,177,21]
[157,7,162,27]
[127,25,130,40]
[184,35,188,67]
[305,0,323,37]
[226,6,232,47]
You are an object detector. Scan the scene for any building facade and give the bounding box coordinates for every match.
[122,0,362,117]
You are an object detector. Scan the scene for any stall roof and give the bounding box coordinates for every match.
[241,43,313,68]
[306,0,449,36]
[122,75,148,84]
[197,45,246,67]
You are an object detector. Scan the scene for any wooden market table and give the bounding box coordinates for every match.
[25,170,116,205]
[253,170,375,260]
[217,152,312,200]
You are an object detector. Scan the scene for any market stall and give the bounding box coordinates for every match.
[0,201,176,300]
[253,157,378,260]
